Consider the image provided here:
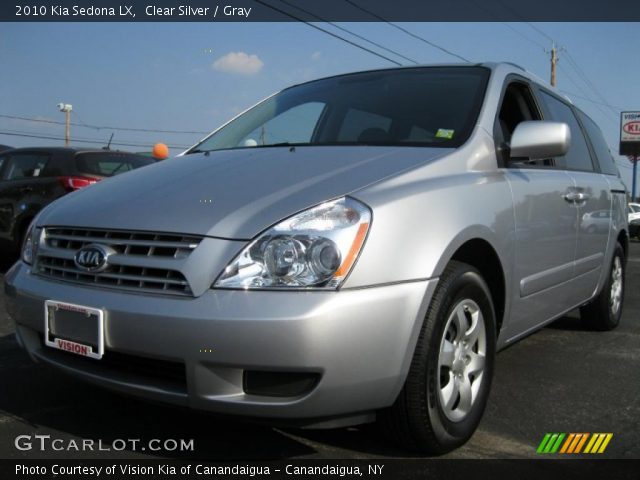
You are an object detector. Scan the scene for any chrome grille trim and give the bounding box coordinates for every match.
[35,227,202,296]
[44,227,201,258]
[46,233,199,250]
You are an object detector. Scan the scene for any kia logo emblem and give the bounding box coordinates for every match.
[74,244,114,272]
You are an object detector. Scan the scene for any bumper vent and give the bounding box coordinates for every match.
[35,227,202,296]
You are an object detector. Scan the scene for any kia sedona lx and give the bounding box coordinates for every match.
[4,63,627,454]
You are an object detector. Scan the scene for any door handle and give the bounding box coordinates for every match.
[19,187,33,194]
[563,191,590,203]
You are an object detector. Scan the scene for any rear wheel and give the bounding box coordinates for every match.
[379,261,496,454]
[580,243,625,331]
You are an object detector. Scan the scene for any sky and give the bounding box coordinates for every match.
[0,22,638,188]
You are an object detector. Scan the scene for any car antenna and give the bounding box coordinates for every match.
[103,133,114,150]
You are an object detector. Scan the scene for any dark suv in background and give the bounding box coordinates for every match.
[0,147,155,255]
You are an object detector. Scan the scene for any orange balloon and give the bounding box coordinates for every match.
[152,143,169,160]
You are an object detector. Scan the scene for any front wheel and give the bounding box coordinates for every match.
[580,243,625,331]
[380,261,496,454]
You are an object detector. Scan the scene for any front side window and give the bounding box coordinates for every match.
[539,92,594,172]
[190,67,490,153]
[3,153,49,180]
[496,81,544,167]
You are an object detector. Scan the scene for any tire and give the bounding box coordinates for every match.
[379,260,497,454]
[580,243,625,331]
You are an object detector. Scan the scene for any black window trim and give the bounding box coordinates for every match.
[494,74,551,170]
[573,106,620,177]
[535,86,599,174]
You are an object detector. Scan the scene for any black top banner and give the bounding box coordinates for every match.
[3,0,640,22]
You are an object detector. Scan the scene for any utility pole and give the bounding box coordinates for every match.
[57,103,73,146]
[550,42,557,87]
[633,156,637,202]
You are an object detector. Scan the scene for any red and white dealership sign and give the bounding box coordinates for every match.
[620,111,640,156]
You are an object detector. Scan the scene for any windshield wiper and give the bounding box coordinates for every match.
[185,148,210,156]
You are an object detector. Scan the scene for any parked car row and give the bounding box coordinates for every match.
[0,147,155,255]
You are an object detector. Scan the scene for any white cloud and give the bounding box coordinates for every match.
[212,51,264,75]
[311,51,322,61]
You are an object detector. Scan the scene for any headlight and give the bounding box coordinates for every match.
[21,221,42,265]
[214,197,371,289]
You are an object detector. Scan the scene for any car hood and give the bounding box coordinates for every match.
[37,146,450,239]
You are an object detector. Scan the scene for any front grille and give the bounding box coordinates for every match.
[35,227,202,296]
[44,227,200,258]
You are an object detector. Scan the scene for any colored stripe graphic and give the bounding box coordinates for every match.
[584,433,614,454]
[559,434,573,453]
[537,433,552,454]
[550,433,565,453]
[574,433,589,453]
[537,433,565,453]
[538,433,613,454]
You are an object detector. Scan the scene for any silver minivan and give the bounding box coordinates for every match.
[4,63,628,453]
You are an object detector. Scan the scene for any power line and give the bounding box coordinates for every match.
[277,0,418,65]
[562,51,619,118]
[518,23,621,118]
[252,0,402,66]
[518,23,623,123]
[501,23,547,51]
[0,130,190,149]
[559,89,623,112]
[342,0,470,63]
[0,113,208,135]
[491,22,632,179]
[525,22,555,44]
[558,65,619,125]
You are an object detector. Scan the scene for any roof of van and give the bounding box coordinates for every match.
[284,62,573,105]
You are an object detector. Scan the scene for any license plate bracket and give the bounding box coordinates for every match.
[44,300,104,360]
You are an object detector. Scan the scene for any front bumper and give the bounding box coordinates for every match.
[4,261,436,423]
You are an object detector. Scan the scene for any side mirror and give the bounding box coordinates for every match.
[509,121,571,161]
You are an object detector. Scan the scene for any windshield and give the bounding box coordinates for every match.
[190,66,489,153]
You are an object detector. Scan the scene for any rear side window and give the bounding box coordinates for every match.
[539,92,594,172]
[576,110,619,176]
[2,153,49,180]
[75,153,154,177]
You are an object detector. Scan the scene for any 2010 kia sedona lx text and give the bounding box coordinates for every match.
[4,63,628,453]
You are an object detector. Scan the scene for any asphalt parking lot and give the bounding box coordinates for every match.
[0,243,638,460]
